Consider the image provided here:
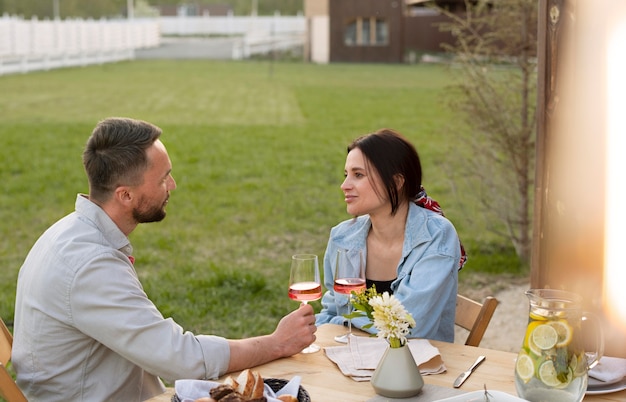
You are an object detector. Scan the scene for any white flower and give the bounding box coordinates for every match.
[368,292,416,348]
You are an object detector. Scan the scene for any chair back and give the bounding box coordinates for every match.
[0,318,27,402]
[455,294,499,347]
[0,318,12,366]
[0,363,27,402]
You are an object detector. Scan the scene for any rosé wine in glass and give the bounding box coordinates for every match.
[289,282,322,302]
[333,249,366,344]
[334,278,366,295]
[288,254,322,353]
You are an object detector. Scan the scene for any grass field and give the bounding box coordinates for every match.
[0,60,526,338]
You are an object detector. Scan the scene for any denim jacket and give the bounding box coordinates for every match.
[315,203,460,342]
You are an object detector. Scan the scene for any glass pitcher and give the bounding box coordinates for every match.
[514,289,603,402]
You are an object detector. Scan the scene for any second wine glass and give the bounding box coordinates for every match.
[288,253,322,353]
[333,249,366,344]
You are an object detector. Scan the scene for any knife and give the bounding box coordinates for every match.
[453,355,486,388]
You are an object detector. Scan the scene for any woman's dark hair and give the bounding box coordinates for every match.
[83,117,162,202]
[348,128,422,215]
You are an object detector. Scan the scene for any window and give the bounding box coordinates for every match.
[344,17,388,46]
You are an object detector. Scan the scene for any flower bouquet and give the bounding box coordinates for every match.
[347,286,416,348]
[347,286,423,397]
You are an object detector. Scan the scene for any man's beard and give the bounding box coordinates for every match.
[133,198,167,223]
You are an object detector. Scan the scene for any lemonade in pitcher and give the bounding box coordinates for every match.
[514,289,603,402]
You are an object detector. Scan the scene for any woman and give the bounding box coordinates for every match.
[315,128,462,342]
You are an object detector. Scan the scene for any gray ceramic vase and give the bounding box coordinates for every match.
[370,343,424,398]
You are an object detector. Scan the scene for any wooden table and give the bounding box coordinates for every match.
[148,324,626,401]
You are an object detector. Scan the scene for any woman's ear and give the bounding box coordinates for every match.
[393,174,405,191]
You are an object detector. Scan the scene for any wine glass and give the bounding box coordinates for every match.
[333,249,366,344]
[288,253,322,353]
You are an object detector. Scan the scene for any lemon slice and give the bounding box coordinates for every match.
[568,352,578,373]
[530,312,549,321]
[531,324,558,351]
[548,320,573,347]
[524,321,543,356]
[528,338,543,356]
[573,353,587,377]
[516,353,535,383]
[538,360,562,387]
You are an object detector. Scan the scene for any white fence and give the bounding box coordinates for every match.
[0,15,160,75]
[158,14,306,60]
[0,14,307,75]
[233,31,305,60]
[157,14,305,37]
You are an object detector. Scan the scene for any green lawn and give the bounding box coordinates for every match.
[0,60,524,338]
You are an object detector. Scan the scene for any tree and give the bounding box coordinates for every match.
[141,0,303,16]
[435,0,538,264]
[0,0,304,18]
[1,0,127,19]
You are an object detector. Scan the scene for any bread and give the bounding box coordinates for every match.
[219,393,246,402]
[210,384,237,400]
[209,370,269,402]
[236,369,256,398]
[277,395,298,402]
[224,376,239,390]
[251,371,265,399]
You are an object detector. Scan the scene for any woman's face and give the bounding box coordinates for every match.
[341,148,389,217]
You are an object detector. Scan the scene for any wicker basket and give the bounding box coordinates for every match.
[171,378,310,402]
[264,378,310,402]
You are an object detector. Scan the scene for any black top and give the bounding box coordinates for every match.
[366,278,395,295]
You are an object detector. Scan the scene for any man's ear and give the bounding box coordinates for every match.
[114,186,133,204]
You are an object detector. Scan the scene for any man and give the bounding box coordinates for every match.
[12,117,316,401]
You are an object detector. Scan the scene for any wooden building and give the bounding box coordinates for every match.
[304,0,459,63]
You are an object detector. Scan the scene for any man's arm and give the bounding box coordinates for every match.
[226,303,316,372]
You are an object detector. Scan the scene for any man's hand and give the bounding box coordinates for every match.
[273,303,317,357]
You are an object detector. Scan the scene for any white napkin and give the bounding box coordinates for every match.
[325,336,446,382]
[174,376,301,402]
[588,356,626,383]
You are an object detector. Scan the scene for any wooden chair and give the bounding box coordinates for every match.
[0,318,27,402]
[455,294,499,347]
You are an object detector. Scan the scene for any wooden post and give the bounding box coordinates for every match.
[532,0,626,357]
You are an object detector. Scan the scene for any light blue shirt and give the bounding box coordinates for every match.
[315,203,460,342]
[13,195,230,402]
